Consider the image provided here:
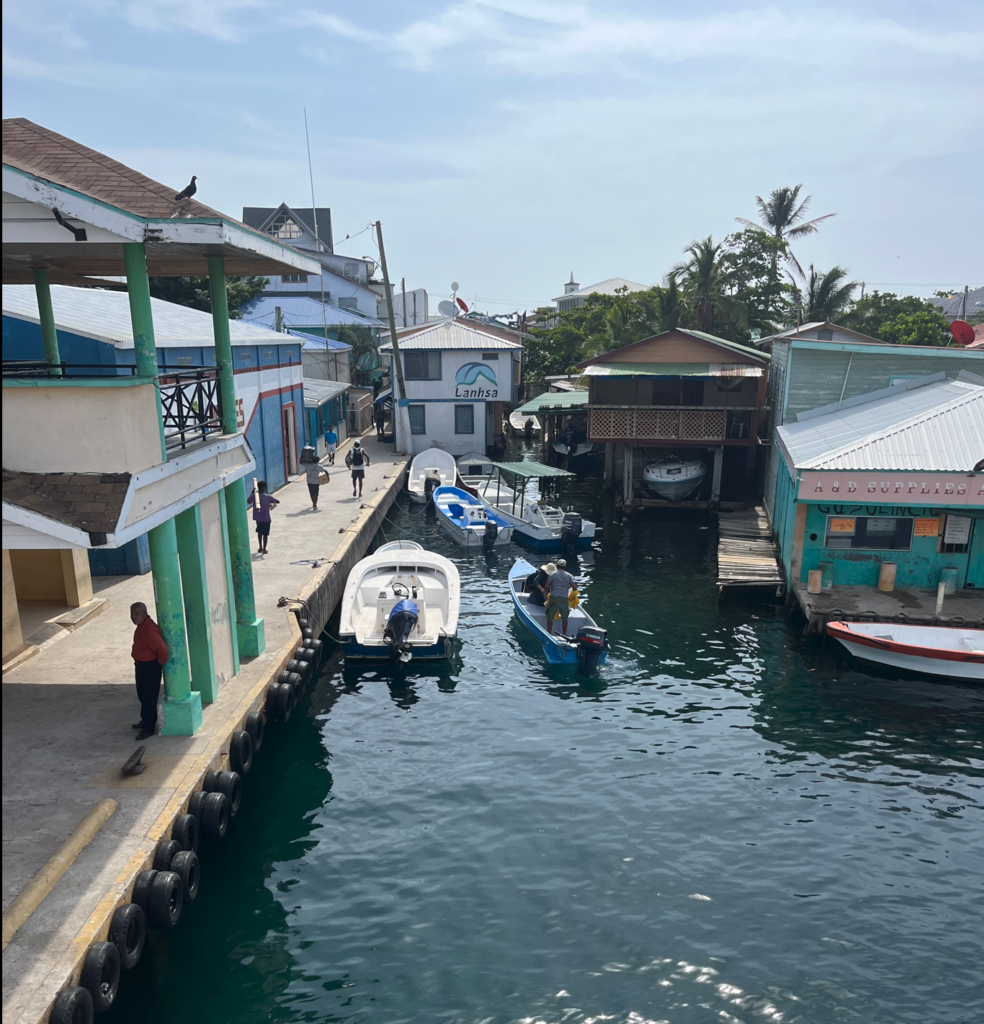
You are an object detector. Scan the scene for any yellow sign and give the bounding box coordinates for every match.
[829,518,856,533]
[913,517,940,537]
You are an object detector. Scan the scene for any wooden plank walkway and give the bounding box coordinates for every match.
[716,506,785,593]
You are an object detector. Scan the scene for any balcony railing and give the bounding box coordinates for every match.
[1,361,138,379]
[159,368,223,451]
[589,405,761,443]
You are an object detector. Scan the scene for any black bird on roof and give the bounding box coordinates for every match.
[174,176,197,202]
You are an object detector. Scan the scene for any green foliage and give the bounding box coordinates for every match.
[673,235,747,337]
[736,184,835,277]
[338,324,380,385]
[876,310,949,346]
[793,266,858,323]
[148,275,268,319]
[841,291,950,338]
[719,229,792,338]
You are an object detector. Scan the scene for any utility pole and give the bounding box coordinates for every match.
[274,305,282,333]
[401,277,407,328]
[375,220,411,455]
[962,285,968,321]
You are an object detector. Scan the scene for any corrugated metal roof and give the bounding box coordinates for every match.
[303,378,350,407]
[552,277,651,302]
[582,362,762,377]
[380,319,522,351]
[491,461,574,479]
[289,329,351,352]
[518,390,589,415]
[2,284,289,349]
[778,376,984,472]
[242,295,383,328]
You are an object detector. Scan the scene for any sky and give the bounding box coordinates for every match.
[3,1,982,314]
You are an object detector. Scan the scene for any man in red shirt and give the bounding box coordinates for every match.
[130,602,169,740]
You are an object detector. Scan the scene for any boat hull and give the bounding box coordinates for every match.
[643,463,705,500]
[476,500,595,551]
[434,505,514,548]
[827,622,984,681]
[340,636,455,661]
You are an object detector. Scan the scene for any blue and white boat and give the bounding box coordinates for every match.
[508,557,608,671]
[338,545,460,662]
[433,486,514,550]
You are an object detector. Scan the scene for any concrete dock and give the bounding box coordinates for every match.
[1,434,408,1023]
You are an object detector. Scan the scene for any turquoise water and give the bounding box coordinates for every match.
[107,463,984,1024]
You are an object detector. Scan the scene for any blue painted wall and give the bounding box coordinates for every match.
[89,535,151,576]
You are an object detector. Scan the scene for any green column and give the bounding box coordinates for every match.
[224,476,265,657]
[32,269,62,376]
[148,520,202,735]
[217,488,241,677]
[123,242,166,459]
[175,505,218,704]
[207,257,238,434]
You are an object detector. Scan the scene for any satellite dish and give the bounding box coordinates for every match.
[451,281,460,293]
[950,319,975,346]
[438,300,456,318]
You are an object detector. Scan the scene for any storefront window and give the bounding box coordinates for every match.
[454,405,475,433]
[824,516,913,550]
[409,405,426,434]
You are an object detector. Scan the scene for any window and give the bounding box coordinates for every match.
[282,274,308,284]
[455,405,475,434]
[482,352,499,361]
[408,405,426,434]
[681,379,704,406]
[824,516,913,551]
[404,351,441,380]
[175,355,193,366]
[941,514,972,554]
[816,329,833,340]
[338,297,359,310]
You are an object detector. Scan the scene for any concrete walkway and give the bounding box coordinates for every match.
[1,433,407,1023]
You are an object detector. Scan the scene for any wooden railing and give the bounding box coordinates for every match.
[588,405,758,442]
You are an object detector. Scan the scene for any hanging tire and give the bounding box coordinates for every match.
[213,770,242,816]
[230,730,253,775]
[273,682,292,722]
[201,791,229,841]
[80,941,120,1012]
[306,638,323,657]
[170,850,200,903]
[286,659,309,676]
[202,769,222,792]
[286,671,302,689]
[171,812,198,853]
[245,710,264,753]
[277,670,292,685]
[301,627,314,640]
[131,870,157,915]
[188,790,207,822]
[147,870,182,928]
[265,685,280,719]
[109,903,145,971]
[50,986,93,1024]
[152,838,181,872]
[298,617,309,629]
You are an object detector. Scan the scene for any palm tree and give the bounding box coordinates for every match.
[673,236,747,336]
[655,275,686,333]
[793,266,858,323]
[737,184,835,277]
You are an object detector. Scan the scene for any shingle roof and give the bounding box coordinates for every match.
[380,319,522,351]
[2,470,130,535]
[778,373,984,472]
[3,284,291,349]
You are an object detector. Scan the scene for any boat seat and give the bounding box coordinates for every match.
[448,503,464,518]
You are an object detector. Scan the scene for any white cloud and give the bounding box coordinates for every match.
[122,0,269,42]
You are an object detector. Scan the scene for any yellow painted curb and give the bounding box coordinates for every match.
[2,799,118,951]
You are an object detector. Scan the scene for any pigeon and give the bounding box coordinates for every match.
[173,176,197,201]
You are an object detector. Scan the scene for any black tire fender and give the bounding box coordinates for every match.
[50,986,93,1024]
[230,730,253,775]
[214,770,242,816]
[276,670,292,685]
[245,709,264,752]
[170,850,200,903]
[109,902,146,971]
[171,812,198,853]
[201,791,229,840]
[306,638,323,656]
[301,627,314,640]
[297,616,309,629]
[152,838,181,872]
[147,870,182,928]
[80,941,120,1012]
[202,769,222,792]
[187,790,207,821]
[286,671,303,688]
[274,682,292,722]
[131,870,157,915]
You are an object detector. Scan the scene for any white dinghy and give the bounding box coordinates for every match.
[643,457,705,500]
[406,448,457,504]
[339,547,460,662]
[456,451,496,494]
[826,621,984,681]
[509,408,541,437]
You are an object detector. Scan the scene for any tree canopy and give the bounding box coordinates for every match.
[148,275,268,319]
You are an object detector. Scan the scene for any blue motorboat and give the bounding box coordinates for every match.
[433,486,514,550]
[508,557,608,671]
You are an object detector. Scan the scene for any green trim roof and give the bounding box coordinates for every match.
[581,362,764,377]
[517,390,589,414]
[490,461,574,479]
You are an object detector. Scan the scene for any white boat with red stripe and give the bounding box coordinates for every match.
[826,621,984,681]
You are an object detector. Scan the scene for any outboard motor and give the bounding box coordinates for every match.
[575,626,607,675]
[561,513,582,550]
[424,472,442,501]
[383,599,418,663]
[483,519,498,552]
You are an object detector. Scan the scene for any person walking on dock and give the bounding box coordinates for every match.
[324,426,338,465]
[346,440,370,498]
[544,559,577,637]
[300,446,326,511]
[247,480,279,554]
[130,602,168,740]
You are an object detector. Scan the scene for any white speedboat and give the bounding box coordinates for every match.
[339,547,460,662]
[509,408,541,437]
[643,457,705,500]
[826,622,984,681]
[376,540,423,553]
[456,452,495,494]
[433,486,514,549]
[406,447,457,504]
[475,462,596,551]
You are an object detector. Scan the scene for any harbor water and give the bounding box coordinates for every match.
[107,458,984,1024]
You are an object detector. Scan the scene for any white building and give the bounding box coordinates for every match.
[380,320,522,456]
[552,274,651,312]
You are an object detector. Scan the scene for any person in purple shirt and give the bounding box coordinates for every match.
[247,480,279,555]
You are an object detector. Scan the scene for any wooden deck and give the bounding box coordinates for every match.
[716,506,785,593]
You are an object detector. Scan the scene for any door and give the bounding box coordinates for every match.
[966,518,984,589]
[282,403,298,476]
